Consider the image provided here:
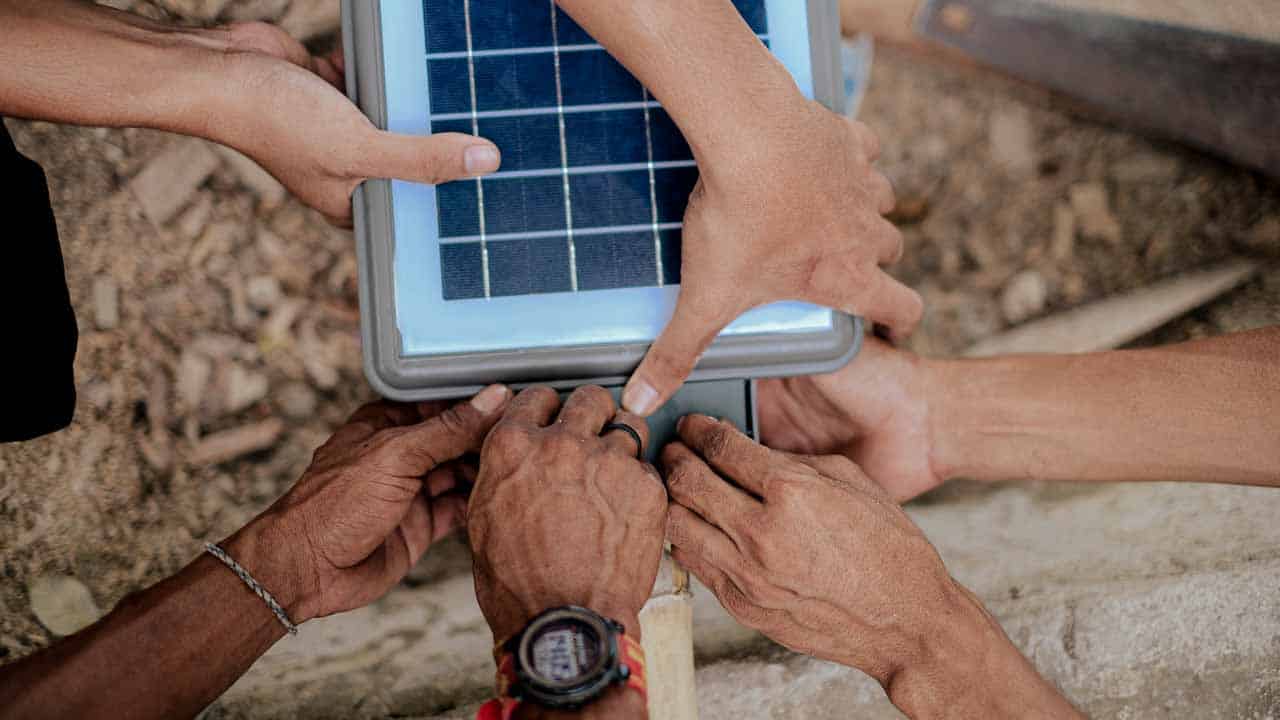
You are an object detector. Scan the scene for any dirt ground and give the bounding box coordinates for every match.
[1,0,1278,717]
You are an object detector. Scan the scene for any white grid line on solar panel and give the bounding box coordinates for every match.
[431,100,663,122]
[641,88,664,287]
[438,222,683,245]
[483,158,695,181]
[462,0,491,298]
[549,0,579,292]
[425,34,770,60]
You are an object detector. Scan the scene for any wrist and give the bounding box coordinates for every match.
[221,512,322,625]
[884,581,1015,718]
[491,600,642,647]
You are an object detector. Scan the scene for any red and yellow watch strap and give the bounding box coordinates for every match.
[477,635,647,720]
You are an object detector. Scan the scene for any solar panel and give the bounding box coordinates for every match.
[343,0,858,400]
[421,1,760,301]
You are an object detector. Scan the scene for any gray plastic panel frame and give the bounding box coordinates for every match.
[343,0,862,401]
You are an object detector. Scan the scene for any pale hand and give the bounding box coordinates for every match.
[623,100,921,416]
[199,23,501,226]
[757,338,945,502]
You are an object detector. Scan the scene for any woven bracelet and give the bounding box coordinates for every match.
[205,542,299,636]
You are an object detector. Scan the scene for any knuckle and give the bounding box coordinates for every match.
[434,406,471,437]
[664,461,700,497]
[703,425,737,462]
[544,430,584,459]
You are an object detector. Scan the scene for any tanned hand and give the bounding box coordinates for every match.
[663,415,1082,719]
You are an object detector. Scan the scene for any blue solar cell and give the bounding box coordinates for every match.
[422,0,765,298]
[660,229,683,286]
[426,58,474,116]
[424,0,555,54]
[552,8,594,46]
[482,175,568,236]
[488,237,574,296]
[435,114,564,172]
[648,109,694,162]
[440,242,486,300]
[474,53,561,112]
[576,233,659,292]
[437,180,481,238]
[562,110,649,167]
[570,171,653,229]
[653,166,701,223]
[733,0,769,34]
[558,51,644,107]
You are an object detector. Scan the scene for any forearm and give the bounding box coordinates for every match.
[928,328,1280,486]
[888,583,1081,719]
[0,518,304,720]
[554,0,802,162]
[0,0,233,138]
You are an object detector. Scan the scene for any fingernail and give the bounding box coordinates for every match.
[465,145,500,175]
[622,379,660,417]
[470,385,510,414]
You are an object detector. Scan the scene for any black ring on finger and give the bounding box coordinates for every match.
[601,422,644,460]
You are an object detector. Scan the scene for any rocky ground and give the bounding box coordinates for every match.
[1,1,1278,718]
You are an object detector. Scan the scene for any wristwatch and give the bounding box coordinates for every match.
[488,606,647,713]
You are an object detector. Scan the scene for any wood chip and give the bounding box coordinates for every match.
[129,141,221,226]
[188,419,285,466]
[215,146,286,211]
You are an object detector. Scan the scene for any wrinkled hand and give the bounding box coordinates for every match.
[469,386,667,643]
[201,22,501,225]
[662,414,962,684]
[757,338,944,502]
[228,385,511,623]
[623,101,921,415]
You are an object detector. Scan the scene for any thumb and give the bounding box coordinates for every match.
[378,385,511,476]
[355,130,501,185]
[623,294,737,417]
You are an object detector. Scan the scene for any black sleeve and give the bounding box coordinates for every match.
[0,119,79,442]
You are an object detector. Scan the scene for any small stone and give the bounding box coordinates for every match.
[276,381,319,420]
[988,105,1037,177]
[224,0,291,22]
[886,195,930,225]
[280,0,342,41]
[214,146,287,212]
[1069,183,1123,245]
[245,275,283,311]
[218,363,270,415]
[188,418,285,466]
[1110,152,1180,183]
[28,575,102,636]
[177,349,214,415]
[189,221,242,270]
[1000,270,1049,324]
[1051,203,1076,261]
[129,141,221,226]
[175,191,215,241]
[92,277,120,330]
[1240,216,1280,256]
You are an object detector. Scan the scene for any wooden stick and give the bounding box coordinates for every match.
[964,259,1260,357]
[639,555,698,720]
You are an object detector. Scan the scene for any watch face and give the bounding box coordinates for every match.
[528,619,603,686]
